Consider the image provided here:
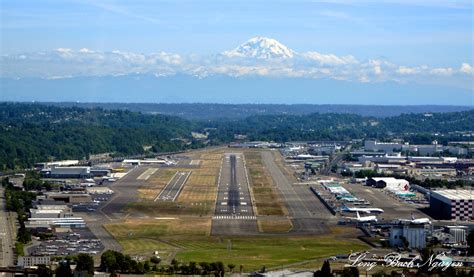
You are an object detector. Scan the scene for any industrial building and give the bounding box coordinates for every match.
[34,160,79,169]
[445,226,469,244]
[45,192,92,204]
[430,190,474,220]
[42,166,91,178]
[30,204,72,218]
[25,217,86,229]
[408,167,457,178]
[389,223,426,249]
[366,177,410,191]
[364,140,403,154]
[17,256,51,268]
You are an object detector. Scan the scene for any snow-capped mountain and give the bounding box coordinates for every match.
[222,37,295,59]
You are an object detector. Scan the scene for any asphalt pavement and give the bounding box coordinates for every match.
[155,171,191,201]
[261,151,334,234]
[211,153,258,235]
[0,188,14,267]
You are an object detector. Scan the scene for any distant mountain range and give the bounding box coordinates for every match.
[222,37,296,59]
[1,74,472,106]
[17,101,474,120]
[1,37,472,105]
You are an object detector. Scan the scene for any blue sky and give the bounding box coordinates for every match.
[1,0,472,65]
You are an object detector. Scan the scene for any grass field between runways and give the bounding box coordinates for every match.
[106,219,369,271]
[244,151,288,216]
[128,153,221,216]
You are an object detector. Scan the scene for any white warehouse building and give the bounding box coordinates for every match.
[366,177,410,191]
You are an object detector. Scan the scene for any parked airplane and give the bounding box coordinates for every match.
[341,204,384,214]
[345,211,378,223]
[397,214,431,225]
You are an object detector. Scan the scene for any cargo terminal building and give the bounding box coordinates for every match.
[430,190,474,220]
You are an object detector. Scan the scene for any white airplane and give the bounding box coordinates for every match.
[341,204,384,214]
[345,211,378,223]
[397,214,431,225]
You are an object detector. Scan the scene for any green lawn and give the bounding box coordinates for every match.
[173,236,367,271]
[106,219,368,271]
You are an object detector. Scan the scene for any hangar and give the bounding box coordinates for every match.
[430,190,474,220]
[366,177,409,191]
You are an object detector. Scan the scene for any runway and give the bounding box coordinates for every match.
[211,153,258,235]
[261,151,333,234]
[155,171,191,201]
[100,166,159,219]
[137,168,158,180]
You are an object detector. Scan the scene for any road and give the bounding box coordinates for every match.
[0,188,14,268]
[155,171,191,201]
[211,153,258,235]
[320,145,352,175]
[261,151,334,234]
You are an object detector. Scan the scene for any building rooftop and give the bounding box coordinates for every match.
[431,189,474,200]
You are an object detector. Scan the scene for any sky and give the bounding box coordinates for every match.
[1,0,472,62]
[0,0,473,104]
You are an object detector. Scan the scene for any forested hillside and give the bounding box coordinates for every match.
[0,103,200,169]
[0,103,473,170]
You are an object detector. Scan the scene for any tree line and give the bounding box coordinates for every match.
[1,103,472,170]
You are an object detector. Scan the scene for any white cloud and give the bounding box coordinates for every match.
[302,52,358,66]
[429,67,453,76]
[397,66,419,75]
[0,45,471,90]
[460,63,474,74]
[79,48,94,53]
[369,60,383,75]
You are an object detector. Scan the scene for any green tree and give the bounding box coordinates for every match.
[321,260,332,276]
[150,256,161,264]
[342,266,359,277]
[75,253,95,276]
[100,250,119,274]
[35,264,53,277]
[55,260,73,277]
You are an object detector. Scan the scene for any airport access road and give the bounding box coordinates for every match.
[0,188,14,268]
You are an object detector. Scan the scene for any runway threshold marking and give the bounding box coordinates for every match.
[212,215,257,220]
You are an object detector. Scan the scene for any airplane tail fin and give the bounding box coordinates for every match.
[356,211,360,220]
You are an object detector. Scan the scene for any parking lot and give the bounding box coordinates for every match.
[28,228,104,257]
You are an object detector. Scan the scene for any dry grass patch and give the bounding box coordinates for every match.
[138,169,178,200]
[130,151,222,216]
[244,152,288,216]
